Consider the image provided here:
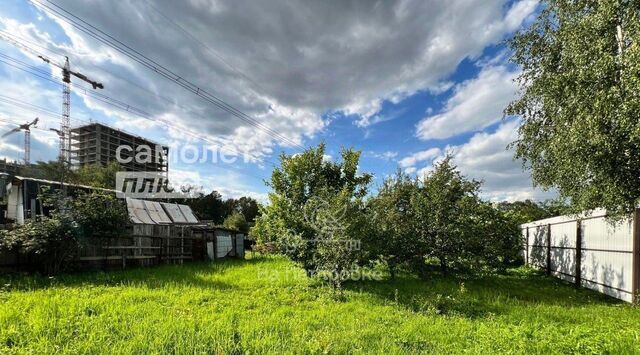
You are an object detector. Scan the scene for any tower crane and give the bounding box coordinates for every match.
[1,117,39,165]
[38,55,103,163]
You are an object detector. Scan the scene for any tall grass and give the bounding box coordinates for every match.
[0,255,638,353]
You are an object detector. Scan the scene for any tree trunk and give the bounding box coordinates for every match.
[440,258,448,276]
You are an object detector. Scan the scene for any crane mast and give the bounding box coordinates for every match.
[62,57,71,162]
[38,55,103,163]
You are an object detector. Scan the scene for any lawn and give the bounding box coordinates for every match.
[0,256,638,354]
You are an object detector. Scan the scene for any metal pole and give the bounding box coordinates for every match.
[575,220,582,287]
[632,208,639,304]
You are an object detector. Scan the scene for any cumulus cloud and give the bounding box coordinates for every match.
[365,150,398,161]
[2,0,537,159]
[398,147,441,168]
[414,120,554,201]
[416,63,519,140]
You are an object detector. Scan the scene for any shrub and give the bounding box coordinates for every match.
[2,216,81,274]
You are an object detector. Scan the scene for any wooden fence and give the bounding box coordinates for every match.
[0,225,245,272]
[521,208,640,303]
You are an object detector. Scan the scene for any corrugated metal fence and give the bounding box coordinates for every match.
[522,209,640,303]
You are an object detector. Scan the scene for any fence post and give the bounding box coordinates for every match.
[575,220,582,287]
[546,223,551,276]
[525,227,529,266]
[632,208,640,304]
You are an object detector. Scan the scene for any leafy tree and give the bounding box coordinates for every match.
[367,170,419,279]
[69,191,128,238]
[411,155,481,275]
[223,196,261,223]
[234,196,261,223]
[73,161,121,189]
[507,0,640,216]
[313,189,369,295]
[496,199,551,225]
[184,191,227,224]
[468,202,523,270]
[20,159,72,183]
[252,143,372,275]
[223,211,249,233]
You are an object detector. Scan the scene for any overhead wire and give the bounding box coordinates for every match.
[0,49,276,165]
[31,0,305,150]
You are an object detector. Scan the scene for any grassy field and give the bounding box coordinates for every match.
[0,256,638,354]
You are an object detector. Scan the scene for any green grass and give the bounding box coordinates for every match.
[0,256,638,354]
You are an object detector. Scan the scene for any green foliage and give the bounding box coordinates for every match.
[468,202,523,269]
[507,0,640,217]
[1,191,128,274]
[183,192,261,225]
[73,161,121,189]
[20,160,121,189]
[411,155,482,275]
[69,192,129,238]
[225,196,260,223]
[222,211,249,233]
[0,257,636,353]
[311,189,370,294]
[1,216,80,274]
[252,143,372,284]
[367,170,419,279]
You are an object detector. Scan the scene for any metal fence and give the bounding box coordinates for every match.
[522,208,640,303]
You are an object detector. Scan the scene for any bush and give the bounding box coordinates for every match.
[0,191,129,274]
[2,216,81,274]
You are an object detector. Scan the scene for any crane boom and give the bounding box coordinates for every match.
[38,55,104,89]
[38,55,103,162]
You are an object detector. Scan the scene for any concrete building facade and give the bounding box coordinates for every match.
[71,123,168,172]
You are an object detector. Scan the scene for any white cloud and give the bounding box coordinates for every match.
[3,0,537,160]
[415,120,554,201]
[365,150,398,161]
[169,168,268,203]
[398,147,441,168]
[416,63,519,140]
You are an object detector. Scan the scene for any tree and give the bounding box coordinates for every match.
[468,202,523,270]
[367,170,419,279]
[252,143,372,276]
[185,191,227,224]
[69,191,129,238]
[73,161,121,189]
[411,155,481,275]
[234,196,261,223]
[223,211,249,233]
[313,189,369,295]
[223,197,261,223]
[496,199,551,225]
[507,1,640,217]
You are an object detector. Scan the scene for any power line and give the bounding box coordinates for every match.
[143,0,270,97]
[0,50,277,166]
[31,0,304,150]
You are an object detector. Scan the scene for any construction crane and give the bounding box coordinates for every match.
[1,117,39,165]
[38,55,103,163]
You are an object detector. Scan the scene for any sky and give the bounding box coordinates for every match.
[0,0,555,203]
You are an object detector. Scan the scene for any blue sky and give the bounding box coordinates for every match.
[0,0,553,202]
